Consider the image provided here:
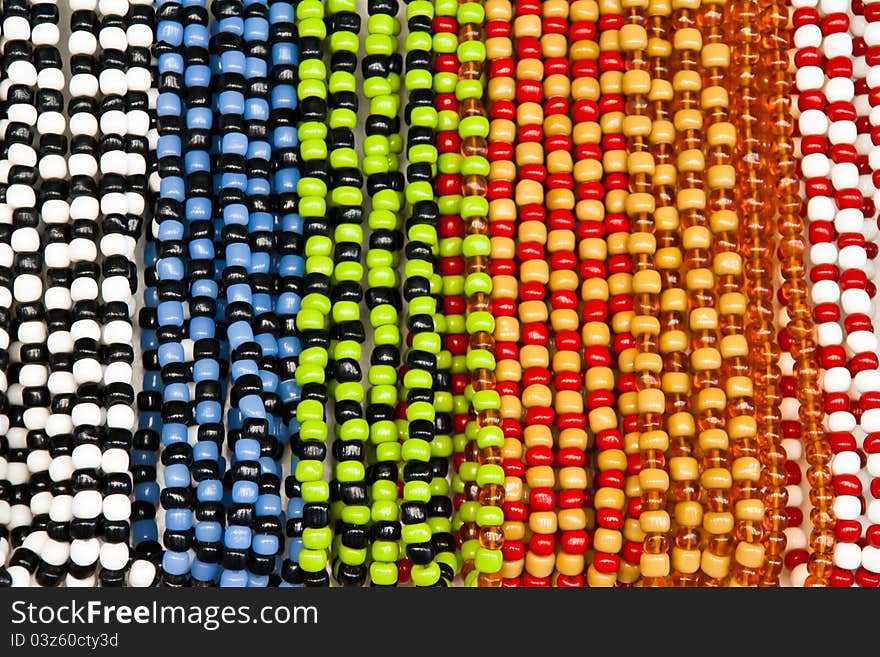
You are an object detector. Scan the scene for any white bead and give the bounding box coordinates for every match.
[68,151,98,177]
[829,120,858,145]
[8,60,38,87]
[100,233,134,258]
[865,21,880,46]
[72,359,102,385]
[23,407,49,432]
[822,31,853,58]
[127,67,152,92]
[40,539,70,566]
[101,192,128,216]
[38,154,67,180]
[832,450,862,474]
[847,330,879,354]
[9,503,32,527]
[7,143,37,168]
[834,542,863,570]
[31,493,51,518]
[71,401,102,428]
[100,109,128,136]
[820,0,846,12]
[841,287,872,315]
[787,484,803,508]
[816,321,843,346]
[99,69,127,96]
[839,244,868,270]
[72,490,103,519]
[19,363,48,388]
[794,23,823,49]
[801,152,832,178]
[46,329,73,354]
[7,103,38,126]
[22,531,46,555]
[70,0,98,9]
[863,408,880,433]
[48,372,76,396]
[103,494,131,522]
[36,110,65,137]
[26,449,50,474]
[101,448,129,474]
[71,319,101,341]
[48,495,73,522]
[107,404,135,430]
[70,277,99,302]
[823,367,852,393]
[48,455,73,483]
[782,438,802,460]
[6,184,36,210]
[862,546,880,573]
[70,196,100,221]
[825,77,855,103]
[835,207,865,233]
[127,23,153,47]
[807,195,836,222]
[100,151,128,175]
[70,537,100,566]
[72,444,102,470]
[128,560,156,587]
[99,542,129,570]
[828,411,857,432]
[13,275,43,303]
[104,362,133,386]
[31,23,60,46]
[99,26,127,50]
[811,279,841,304]
[127,153,147,175]
[785,528,807,552]
[41,199,70,224]
[833,495,862,520]
[831,162,860,190]
[102,320,133,345]
[11,228,39,254]
[44,243,70,269]
[8,566,31,587]
[69,31,98,55]
[3,16,31,40]
[799,108,830,134]
[856,370,880,394]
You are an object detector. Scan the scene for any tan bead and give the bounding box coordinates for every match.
[634,351,663,373]
[516,142,544,166]
[671,548,701,574]
[503,521,525,541]
[702,42,730,68]
[673,70,701,93]
[547,229,575,253]
[515,179,544,206]
[501,560,524,579]
[700,85,729,110]
[612,310,634,335]
[673,27,702,51]
[728,415,757,439]
[499,394,521,420]
[552,308,580,332]
[504,476,523,503]
[552,349,580,373]
[518,299,548,323]
[525,552,556,578]
[708,164,735,189]
[718,292,746,316]
[655,246,682,270]
[622,517,644,543]
[589,406,618,433]
[490,159,516,182]
[593,528,623,555]
[578,237,607,261]
[525,466,555,490]
[690,307,718,331]
[600,111,623,136]
[619,23,647,50]
[558,428,589,451]
[618,561,642,584]
[581,320,610,346]
[502,437,523,460]
[691,347,721,370]
[600,71,623,96]
[576,199,605,222]
[698,428,728,451]
[732,456,761,482]
[491,274,517,303]
[677,188,706,210]
[529,510,558,535]
[669,456,699,481]
[695,388,725,412]
[682,224,710,248]
[524,424,553,448]
[519,219,547,245]
[702,467,732,490]
[494,357,521,383]
[489,118,515,144]
[546,188,575,211]
[735,542,765,571]
[603,147,627,174]
[558,467,588,491]
[725,375,753,399]
[632,269,662,295]
[646,37,672,60]
[649,119,675,145]
[667,411,695,438]
[653,205,678,232]
[542,0,570,18]
[659,329,688,354]
[555,390,583,415]
[607,269,631,294]
[639,430,669,452]
[546,149,573,174]
[594,487,625,512]
[545,73,572,99]
[714,252,742,276]
[640,510,671,534]
[628,230,656,254]
[720,333,748,358]
[571,0,599,21]
[486,39,513,61]
[735,499,765,522]
[652,163,677,188]
[700,551,730,579]
[631,315,660,337]
[707,122,736,148]
[485,0,513,20]
[558,509,587,532]
[587,566,618,588]
[685,268,713,293]
[597,449,627,473]
[513,13,541,37]
[519,344,549,369]
[550,269,579,291]
[521,383,552,409]
[640,552,670,579]
[703,512,734,535]
[639,467,670,492]
[622,114,652,138]
[516,100,543,125]
[585,366,614,391]
[544,114,573,138]
[570,39,599,61]
[627,151,655,176]
[555,553,585,577]
[540,33,568,58]
[674,500,703,528]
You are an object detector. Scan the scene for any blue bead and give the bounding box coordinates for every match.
[259,370,279,394]
[235,438,261,461]
[133,519,159,545]
[183,23,209,48]
[165,508,193,531]
[256,493,282,516]
[195,400,222,423]
[227,321,254,349]
[279,379,301,405]
[195,521,223,543]
[272,44,297,69]
[140,330,158,351]
[226,283,252,305]
[196,479,223,502]
[220,50,246,74]
[245,98,269,124]
[184,150,211,173]
[247,573,270,587]
[158,52,184,74]
[279,255,305,277]
[273,126,298,148]
[223,203,249,226]
[135,482,160,504]
[224,525,252,550]
[219,570,248,587]
[186,107,213,130]
[252,534,279,556]
[193,441,219,462]
[269,2,293,22]
[162,550,191,576]
[287,537,304,561]
[190,316,215,340]
[238,394,266,419]
[157,21,184,47]
[281,212,303,233]
[286,497,305,518]
[247,141,272,164]
[230,358,259,380]
[222,172,247,190]
[247,177,270,198]
[132,449,157,466]
[157,219,185,241]
[184,63,211,88]
[244,17,269,41]
[160,176,185,201]
[222,131,248,155]
[250,252,271,275]
[157,300,184,326]
[164,463,191,488]
[157,134,181,158]
[225,243,250,269]
[144,372,162,392]
[255,332,277,356]
[273,167,300,193]
[161,423,188,445]
[218,16,244,35]
[219,90,245,114]
[191,560,218,583]
[189,236,216,261]
[186,197,213,221]
[156,257,184,281]
[158,345,186,369]
[193,358,221,382]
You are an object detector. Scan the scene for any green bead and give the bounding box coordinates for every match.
[300,344,329,364]
[429,273,443,295]
[459,461,478,483]
[293,363,323,387]
[427,517,452,535]
[433,71,458,93]
[371,500,399,522]
[367,13,399,35]
[404,260,433,284]
[437,110,460,131]
[375,441,401,464]
[405,69,433,90]
[296,400,325,424]
[331,186,362,207]
[462,234,490,258]
[457,40,486,63]
[459,501,480,522]
[407,144,438,165]
[436,350,452,370]
[388,135,403,153]
[405,181,435,207]
[466,310,495,336]
[302,526,332,550]
[329,108,357,130]
[437,153,461,175]
[336,545,366,566]
[400,436,432,466]
[335,461,365,483]
[295,459,324,483]
[341,505,370,526]
[475,548,503,574]
[476,506,504,527]
[464,272,492,297]
[455,79,484,100]
[460,155,490,177]
[460,539,480,562]
[477,425,504,449]
[308,255,334,277]
[368,364,397,386]
[407,401,435,422]
[435,0,458,16]
[374,324,401,346]
[328,70,355,92]
[436,551,460,576]
[429,475,450,496]
[439,235,462,257]
[450,354,468,375]
[410,562,441,587]
[408,297,436,319]
[333,340,361,362]
[433,391,453,415]
[457,2,484,23]
[410,106,438,128]
[466,348,495,372]
[367,266,397,289]
[366,248,393,268]
[370,305,398,331]
[298,79,327,100]
[297,549,327,573]
[338,418,368,442]
[451,474,464,494]
[330,147,358,170]
[363,78,392,98]
[369,561,398,585]
[368,210,399,233]
[365,34,395,55]
[296,0,324,19]
[412,332,441,354]
[301,293,331,317]
[300,420,328,444]
[298,17,326,38]
[405,31,432,52]
[331,300,359,324]
[460,196,489,220]
[297,176,326,198]
[362,155,387,176]
[403,369,433,392]
[363,136,390,157]
[373,189,402,212]
[408,224,438,247]
[437,194,462,214]
[334,382,364,403]
[441,275,464,297]
[299,138,328,163]
[334,262,363,284]
[301,480,330,503]
[370,421,398,447]
[464,420,478,441]
[402,480,431,503]
[463,571,479,587]
[371,542,399,564]
[298,121,327,141]
[369,384,398,406]
[327,0,356,11]
[476,464,505,487]
[305,235,332,257]
[294,309,323,333]
[329,30,359,53]
[401,523,431,545]
[407,0,433,16]
[472,390,500,414]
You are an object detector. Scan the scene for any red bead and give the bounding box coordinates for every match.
[525,446,554,467]
[436,130,461,154]
[587,389,615,410]
[830,143,858,164]
[501,418,522,439]
[784,459,802,485]
[569,19,596,39]
[596,508,624,530]
[557,447,586,467]
[490,99,515,121]
[522,366,551,387]
[518,123,543,142]
[519,163,546,182]
[580,259,607,280]
[502,457,525,479]
[517,242,544,261]
[549,251,578,270]
[805,177,833,198]
[572,98,599,123]
[554,329,581,351]
[871,477,880,499]
[519,281,546,301]
[584,345,612,367]
[595,469,625,489]
[820,345,846,369]
[808,219,835,243]
[626,452,642,475]
[560,530,590,554]
[555,574,585,588]
[785,548,809,571]
[810,263,839,283]
[840,268,868,290]
[791,6,818,27]
[836,188,863,209]
[431,15,457,32]
[503,501,528,522]
[824,392,850,412]
[495,381,519,398]
[396,559,412,583]
[557,413,586,430]
[593,553,620,573]
[547,210,574,231]
[793,45,821,67]
[525,406,555,426]
[502,540,525,561]
[827,98,856,120]
[595,429,624,451]
[813,302,840,323]
[866,525,880,547]
[835,519,863,542]
[829,567,855,587]
[485,19,511,37]
[529,487,556,512]
[529,534,556,556]
[553,371,582,392]
[557,489,585,509]
[544,95,569,116]
[622,540,643,564]
[521,574,551,587]
[822,12,850,33]
[856,568,880,587]
[786,506,803,527]
[521,322,549,345]
[798,91,827,113]
[850,351,880,373]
